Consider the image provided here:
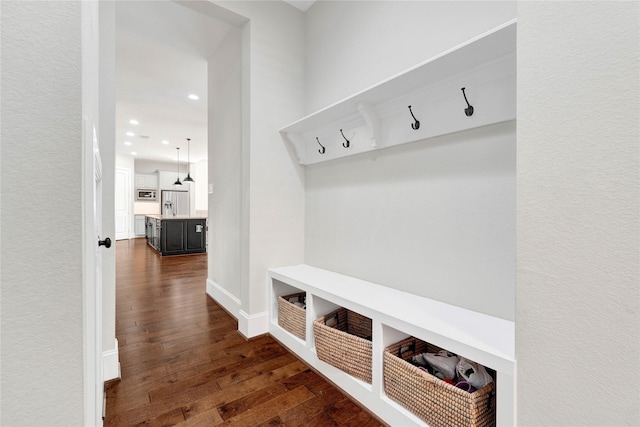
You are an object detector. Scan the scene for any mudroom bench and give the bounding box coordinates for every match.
[268,264,515,426]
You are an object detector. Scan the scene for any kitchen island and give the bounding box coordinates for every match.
[145,215,207,256]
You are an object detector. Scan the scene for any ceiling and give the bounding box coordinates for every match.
[115,1,232,164]
[115,1,314,165]
[284,0,316,11]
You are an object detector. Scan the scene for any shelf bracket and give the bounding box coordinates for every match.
[357,102,381,148]
[282,131,305,164]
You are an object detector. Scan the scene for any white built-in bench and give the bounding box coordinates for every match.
[268,264,515,426]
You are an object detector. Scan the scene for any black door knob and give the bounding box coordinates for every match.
[98,237,112,248]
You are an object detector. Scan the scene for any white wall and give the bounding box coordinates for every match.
[303,1,517,320]
[306,1,517,112]
[516,2,639,425]
[0,2,85,424]
[116,154,135,172]
[306,121,516,319]
[204,1,306,336]
[134,158,177,174]
[209,27,243,299]
[236,2,306,324]
[194,159,208,212]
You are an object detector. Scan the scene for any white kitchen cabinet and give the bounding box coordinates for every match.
[134,215,146,237]
[158,171,183,190]
[135,173,158,190]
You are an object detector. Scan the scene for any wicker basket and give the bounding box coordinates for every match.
[313,307,373,383]
[277,292,307,340]
[384,337,496,427]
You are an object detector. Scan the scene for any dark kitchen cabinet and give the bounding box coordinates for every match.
[145,216,206,256]
[145,216,161,251]
[185,219,207,251]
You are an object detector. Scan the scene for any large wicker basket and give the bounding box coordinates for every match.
[277,292,307,340]
[313,307,372,383]
[384,337,496,427]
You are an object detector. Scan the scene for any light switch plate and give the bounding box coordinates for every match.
[208,183,214,194]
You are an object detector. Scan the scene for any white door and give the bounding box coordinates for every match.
[83,119,105,426]
[115,168,130,240]
[82,1,105,424]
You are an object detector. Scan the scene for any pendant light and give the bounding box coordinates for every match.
[174,147,182,186]
[184,138,194,183]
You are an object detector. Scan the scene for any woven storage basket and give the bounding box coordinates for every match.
[313,307,373,383]
[384,337,496,427]
[277,292,307,340]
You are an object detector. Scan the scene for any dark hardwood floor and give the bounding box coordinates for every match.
[105,238,383,426]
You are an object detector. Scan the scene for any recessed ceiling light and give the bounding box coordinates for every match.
[131,151,138,156]
[126,131,135,137]
[124,141,132,146]
[188,94,199,100]
[161,140,169,145]
[129,119,139,125]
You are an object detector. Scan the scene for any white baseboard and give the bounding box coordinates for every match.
[238,309,269,338]
[206,278,241,316]
[206,278,268,338]
[103,338,120,381]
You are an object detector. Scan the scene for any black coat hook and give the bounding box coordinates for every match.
[461,87,474,116]
[340,129,350,148]
[316,137,325,154]
[408,105,420,130]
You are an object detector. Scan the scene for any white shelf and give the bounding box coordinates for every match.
[268,264,515,426]
[280,19,516,165]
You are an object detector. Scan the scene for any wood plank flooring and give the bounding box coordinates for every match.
[105,238,384,426]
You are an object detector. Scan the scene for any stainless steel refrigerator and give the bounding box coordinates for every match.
[161,190,189,216]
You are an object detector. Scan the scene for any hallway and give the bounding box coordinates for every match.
[104,238,383,426]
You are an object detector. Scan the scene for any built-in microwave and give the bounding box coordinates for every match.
[136,189,157,201]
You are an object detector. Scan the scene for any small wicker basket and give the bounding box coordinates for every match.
[313,307,373,384]
[384,337,496,427]
[277,292,307,340]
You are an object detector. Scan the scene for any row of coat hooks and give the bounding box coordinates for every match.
[315,87,475,155]
[408,87,474,129]
[315,129,349,154]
